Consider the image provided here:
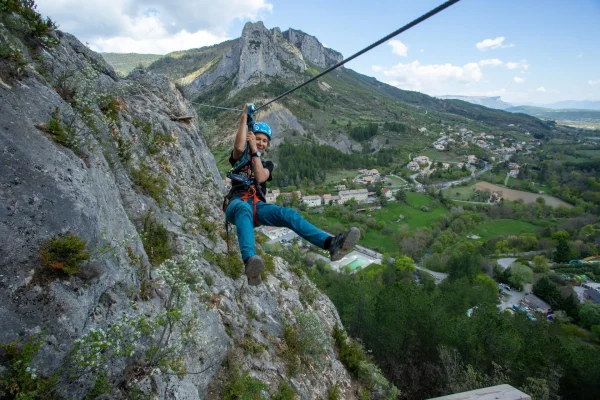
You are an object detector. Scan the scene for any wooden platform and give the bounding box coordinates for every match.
[170,115,194,122]
[427,385,531,400]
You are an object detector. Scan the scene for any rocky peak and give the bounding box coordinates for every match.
[182,21,345,99]
[283,28,344,69]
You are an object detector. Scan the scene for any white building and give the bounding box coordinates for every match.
[259,226,290,240]
[509,169,519,178]
[413,155,430,164]
[407,161,420,171]
[302,195,322,208]
[442,163,451,170]
[323,194,341,205]
[434,144,445,150]
[334,184,347,191]
[381,188,393,199]
[338,189,369,204]
[467,155,478,164]
[265,193,277,203]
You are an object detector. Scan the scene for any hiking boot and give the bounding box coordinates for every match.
[244,255,264,286]
[329,227,360,261]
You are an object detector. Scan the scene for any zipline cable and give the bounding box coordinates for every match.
[256,0,461,111]
[191,102,243,112]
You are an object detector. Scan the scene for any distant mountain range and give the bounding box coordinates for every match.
[436,95,513,110]
[436,95,600,112]
[531,100,600,111]
[100,52,162,76]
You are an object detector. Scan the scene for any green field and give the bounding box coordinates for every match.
[385,175,408,188]
[468,219,539,242]
[422,148,463,162]
[307,192,449,254]
[324,169,361,184]
[442,183,482,201]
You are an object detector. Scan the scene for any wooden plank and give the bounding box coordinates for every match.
[170,116,194,121]
[427,384,531,400]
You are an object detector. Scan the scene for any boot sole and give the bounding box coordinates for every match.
[331,227,360,261]
[245,257,264,286]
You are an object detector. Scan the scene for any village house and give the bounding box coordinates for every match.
[334,184,346,191]
[488,191,502,203]
[419,168,435,177]
[359,176,376,184]
[265,193,277,203]
[456,162,465,168]
[302,195,322,208]
[322,194,341,205]
[367,169,380,176]
[434,143,445,150]
[258,226,290,240]
[278,191,302,202]
[442,163,451,170]
[509,169,520,178]
[467,155,478,164]
[413,155,430,165]
[407,161,420,171]
[381,188,393,199]
[509,162,519,169]
[338,189,369,204]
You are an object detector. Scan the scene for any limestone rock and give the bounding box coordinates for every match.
[0,17,371,400]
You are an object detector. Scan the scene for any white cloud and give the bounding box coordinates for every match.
[378,60,482,91]
[533,86,559,94]
[479,59,503,67]
[506,59,529,70]
[35,0,273,53]
[476,36,515,51]
[388,40,408,57]
[94,29,229,54]
[371,65,383,72]
[589,79,600,86]
[514,76,525,84]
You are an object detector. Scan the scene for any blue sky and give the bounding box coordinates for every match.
[36,0,600,104]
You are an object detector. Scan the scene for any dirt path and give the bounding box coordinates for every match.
[473,182,573,208]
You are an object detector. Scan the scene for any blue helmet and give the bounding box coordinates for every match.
[253,122,272,141]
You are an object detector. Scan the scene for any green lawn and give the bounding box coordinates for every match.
[307,192,449,254]
[422,148,463,162]
[324,169,360,184]
[385,175,408,188]
[443,184,481,201]
[468,219,539,242]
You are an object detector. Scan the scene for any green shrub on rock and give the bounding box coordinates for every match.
[39,233,90,275]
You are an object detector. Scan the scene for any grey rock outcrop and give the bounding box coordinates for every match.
[283,28,343,69]
[182,21,344,100]
[0,16,367,400]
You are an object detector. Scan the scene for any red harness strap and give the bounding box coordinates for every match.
[239,185,261,226]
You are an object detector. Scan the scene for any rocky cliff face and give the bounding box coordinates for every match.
[183,21,342,100]
[0,12,380,400]
[282,28,343,70]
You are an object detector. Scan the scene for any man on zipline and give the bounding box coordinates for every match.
[224,104,360,286]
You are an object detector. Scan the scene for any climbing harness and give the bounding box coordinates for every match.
[222,105,265,251]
